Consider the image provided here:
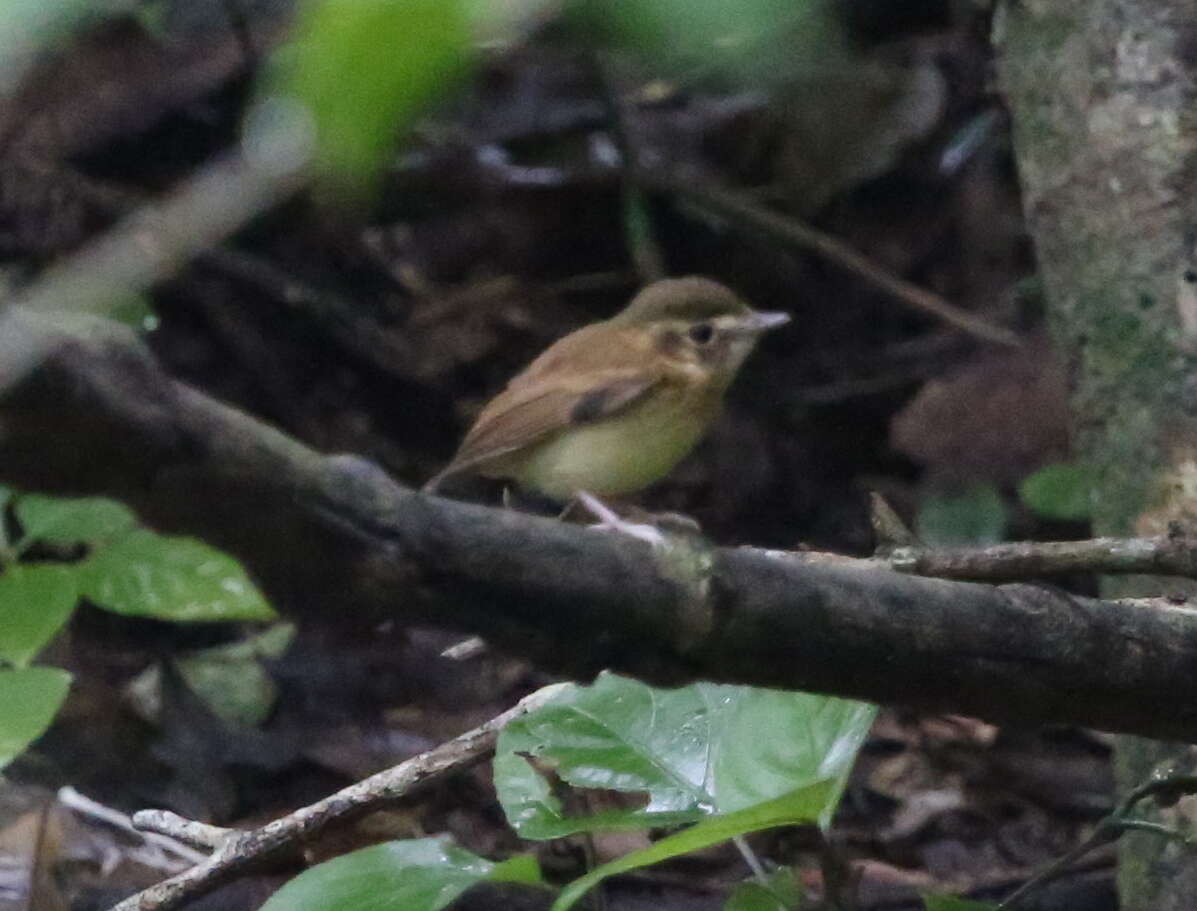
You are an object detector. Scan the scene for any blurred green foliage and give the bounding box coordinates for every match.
[566,0,841,88]
[725,868,804,911]
[1020,463,1094,522]
[260,0,472,196]
[258,837,543,911]
[0,489,276,769]
[916,483,1008,546]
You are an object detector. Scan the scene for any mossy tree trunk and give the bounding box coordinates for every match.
[995,1,1197,906]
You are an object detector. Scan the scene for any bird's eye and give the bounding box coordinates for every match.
[688,323,714,345]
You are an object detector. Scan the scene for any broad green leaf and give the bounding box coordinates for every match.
[262,0,471,194]
[553,780,834,911]
[15,494,137,547]
[0,565,77,667]
[915,484,1006,546]
[78,530,275,622]
[725,868,803,910]
[922,896,998,911]
[495,673,875,838]
[136,624,296,727]
[258,837,542,911]
[0,667,71,768]
[1019,463,1094,521]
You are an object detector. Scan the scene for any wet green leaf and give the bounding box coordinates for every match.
[79,530,275,622]
[495,673,875,838]
[0,565,77,667]
[0,667,71,769]
[15,494,136,547]
[553,781,834,911]
[258,837,542,911]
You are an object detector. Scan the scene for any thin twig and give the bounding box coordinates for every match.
[732,835,770,885]
[885,535,1197,581]
[998,773,1197,909]
[108,686,563,911]
[131,811,233,852]
[784,535,1197,583]
[0,108,311,397]
[57,787,208,867]
[996,824,1115,910]
[634,169,1020,347]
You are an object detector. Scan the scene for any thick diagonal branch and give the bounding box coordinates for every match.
[3,313,1197,740]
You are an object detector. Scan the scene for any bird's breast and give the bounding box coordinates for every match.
[510,384,720,500]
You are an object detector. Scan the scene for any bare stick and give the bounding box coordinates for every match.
[6,316,1197,740]
[635,168,1021,347]
[57,787,208,869]
[108,686,563,911]
[885,535,1197,581]
[0,104,310,397]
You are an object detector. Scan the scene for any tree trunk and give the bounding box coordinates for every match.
[995,2,1197,907]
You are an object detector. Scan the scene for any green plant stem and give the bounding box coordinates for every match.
[999,773,1197,908]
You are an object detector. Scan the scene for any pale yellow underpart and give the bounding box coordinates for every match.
[495,383,721,500]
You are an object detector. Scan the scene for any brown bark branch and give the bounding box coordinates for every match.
[3,313,1197,740]
[108,687,561,911]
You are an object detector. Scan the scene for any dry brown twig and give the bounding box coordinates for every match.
[634,168,1022,348]
[107,686,563,911]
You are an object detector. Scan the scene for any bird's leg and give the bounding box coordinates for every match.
[574,490,667,547]
[617,503,702,535]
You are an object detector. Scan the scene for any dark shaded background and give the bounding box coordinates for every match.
[0,1,1113,909]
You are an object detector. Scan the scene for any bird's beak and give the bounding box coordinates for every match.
[734,310,791,334]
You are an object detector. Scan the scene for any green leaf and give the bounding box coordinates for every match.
[0,667,71,769]
[107,294,159,333]
[553,780,834,911]
[78,530,276,622]
[566,0,842,88]
[173,624,295,726]
[0,565,77,667]
[1019,463,1094,521]
[725,868,803,910]
[258,837,542,911]
[922,896,999,911]
[495,673,875,838]
[915,484,1007,546]
[15,494,137,547]
[261,0,472,194]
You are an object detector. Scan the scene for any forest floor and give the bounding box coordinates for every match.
[0,3,1115,909]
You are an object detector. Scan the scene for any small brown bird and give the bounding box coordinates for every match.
[424,276,789,502]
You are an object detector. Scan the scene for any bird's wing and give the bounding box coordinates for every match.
[424,324,663,490]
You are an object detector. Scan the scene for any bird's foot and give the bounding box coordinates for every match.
[574,491,667,547]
